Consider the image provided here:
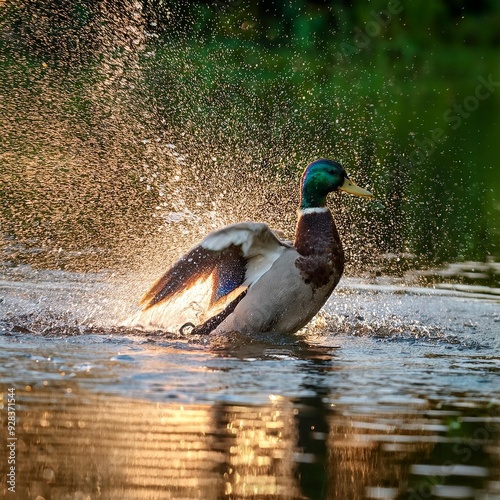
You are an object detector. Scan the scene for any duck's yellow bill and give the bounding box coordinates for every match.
[340,177,373,198]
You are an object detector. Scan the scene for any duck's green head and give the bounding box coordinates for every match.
[300,158,373,209]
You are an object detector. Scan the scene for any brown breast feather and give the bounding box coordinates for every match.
[293,210,344,290]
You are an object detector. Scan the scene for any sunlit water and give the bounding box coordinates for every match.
[1,264,499,499]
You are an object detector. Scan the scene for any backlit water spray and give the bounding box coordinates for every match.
[1,1,498,335]
[1,1,383,333]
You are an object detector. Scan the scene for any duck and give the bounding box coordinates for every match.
[133,159,372,335]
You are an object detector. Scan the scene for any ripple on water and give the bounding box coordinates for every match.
[1,268,500,498]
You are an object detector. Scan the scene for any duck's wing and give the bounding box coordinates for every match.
[130,222,288,332]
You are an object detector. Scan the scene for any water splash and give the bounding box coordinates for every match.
[0,0,406,280]
[1,1,499,337]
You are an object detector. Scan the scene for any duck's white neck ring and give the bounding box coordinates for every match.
[299,207,330,215]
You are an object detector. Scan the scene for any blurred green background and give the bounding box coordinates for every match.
[1,0,499,272]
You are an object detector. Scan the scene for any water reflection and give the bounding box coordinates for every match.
[1,368,499,499]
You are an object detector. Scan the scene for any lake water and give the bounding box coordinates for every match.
[1,264,499,499]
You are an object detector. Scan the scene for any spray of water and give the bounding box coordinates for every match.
[1,1,498,334]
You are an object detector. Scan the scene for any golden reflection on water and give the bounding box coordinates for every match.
[1,387,303,499]
[1,385,498,499]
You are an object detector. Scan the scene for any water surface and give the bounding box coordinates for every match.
[1,266,499,499]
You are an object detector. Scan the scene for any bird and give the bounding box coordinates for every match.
[133,159,372,336]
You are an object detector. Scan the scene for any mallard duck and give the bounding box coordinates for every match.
[134,159,372,335]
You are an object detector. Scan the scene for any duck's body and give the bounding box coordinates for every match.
[210,207,343,335]
[133,159,372,335]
